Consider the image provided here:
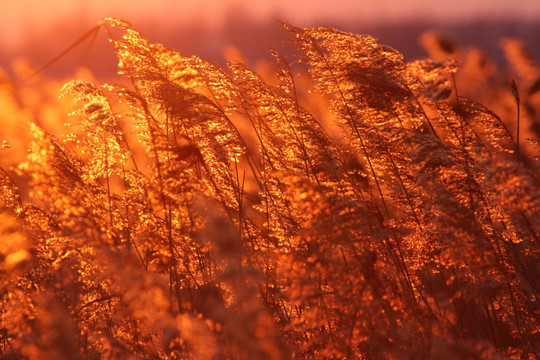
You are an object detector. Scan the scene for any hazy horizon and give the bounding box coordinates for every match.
[2,0,539,79]
[3,0,540,50]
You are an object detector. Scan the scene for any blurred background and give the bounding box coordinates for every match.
[1,0,539,78]
[1,0,539,168]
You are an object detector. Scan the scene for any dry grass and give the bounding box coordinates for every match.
[0,18,539,359]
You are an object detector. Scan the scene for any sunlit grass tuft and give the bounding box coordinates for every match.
[0,18,538,359]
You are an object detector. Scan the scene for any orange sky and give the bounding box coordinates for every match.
[2,0,540,49]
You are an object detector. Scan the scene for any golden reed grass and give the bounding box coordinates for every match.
[0,18,538,359]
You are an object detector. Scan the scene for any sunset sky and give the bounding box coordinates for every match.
[3,0,540,49]
[1,0,539,78]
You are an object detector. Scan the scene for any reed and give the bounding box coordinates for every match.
[0,18,538,359]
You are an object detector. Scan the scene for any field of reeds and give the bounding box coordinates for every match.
[0,18,539,359]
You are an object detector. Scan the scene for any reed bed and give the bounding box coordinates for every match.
[0,18,538,359]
